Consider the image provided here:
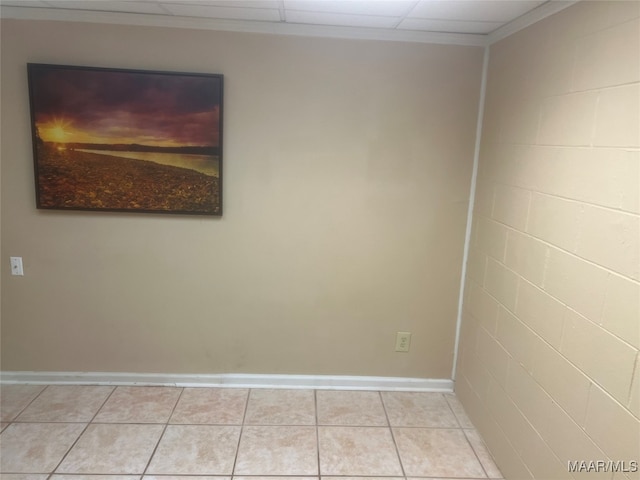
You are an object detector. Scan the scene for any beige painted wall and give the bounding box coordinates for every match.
[0,19,483,377]
[457,1,640,479]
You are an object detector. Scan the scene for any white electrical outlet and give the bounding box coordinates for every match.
[395,332,411,352]
[10,257,24,276]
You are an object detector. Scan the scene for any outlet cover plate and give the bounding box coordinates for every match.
[395,332,411,352]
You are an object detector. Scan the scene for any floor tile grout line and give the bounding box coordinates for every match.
[439,390,492,479]
[164,384,188,426]
[6,384,49,422]
[462,428,492,480]
[50,384,118,475]
[444,393,476,430]
[5,419,490,429]
[444,393,496,478]
[141,385,186,476]
[379,390,407,478]
[7,420,489,429]
[443,392,465,429]
[230,387,251,475]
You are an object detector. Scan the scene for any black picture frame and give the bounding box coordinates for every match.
[27,63,223,215]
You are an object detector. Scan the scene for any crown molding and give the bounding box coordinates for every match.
[0,5,486,46]
[487,0,579,44]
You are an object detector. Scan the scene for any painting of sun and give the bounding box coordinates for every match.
[27,63,223,215]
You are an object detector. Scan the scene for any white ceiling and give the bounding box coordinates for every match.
[0,0,575,44]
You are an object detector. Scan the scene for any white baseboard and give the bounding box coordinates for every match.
[0,371,453,392]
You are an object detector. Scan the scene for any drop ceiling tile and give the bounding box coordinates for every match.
[1,0,552,38]
[284,0,414,17]
[398,17,502,34]
[408,0,546,23]
[45,0,168,15]
[161,3,281,21]
[285,10,400,28]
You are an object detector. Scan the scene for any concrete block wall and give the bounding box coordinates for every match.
[456,2,640,478]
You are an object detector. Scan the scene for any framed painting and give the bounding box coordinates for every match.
[27,63,223,215]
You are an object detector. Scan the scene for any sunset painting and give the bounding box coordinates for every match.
[27,63,223,215]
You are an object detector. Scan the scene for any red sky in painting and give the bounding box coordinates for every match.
[30,66,221,148]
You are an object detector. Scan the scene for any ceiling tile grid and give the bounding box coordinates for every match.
[1,0,550,35]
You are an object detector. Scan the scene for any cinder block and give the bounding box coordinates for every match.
[485,258,519,312]
[584,385,640,461]
[537,91,599,146]
[515,278,564,349]
[594,84,640,148]
[576,205,640,280]
[505,231,548,288]
[561,309,637,405]
[543,247,609,322]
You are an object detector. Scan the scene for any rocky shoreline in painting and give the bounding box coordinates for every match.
[36,145,220,215]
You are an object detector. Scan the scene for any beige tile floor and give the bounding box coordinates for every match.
[0,384,503,479]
